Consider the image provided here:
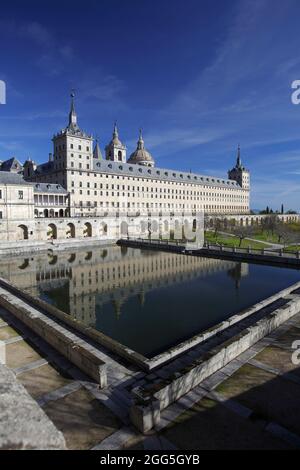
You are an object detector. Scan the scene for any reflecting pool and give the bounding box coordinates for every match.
[0,245,299,358]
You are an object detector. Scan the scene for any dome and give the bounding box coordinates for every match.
[128,130,155,167]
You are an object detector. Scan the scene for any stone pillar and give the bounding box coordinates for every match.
[130,390,161,434]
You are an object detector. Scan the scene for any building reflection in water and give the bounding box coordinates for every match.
[227,262,249,290]
[0,246,248,326]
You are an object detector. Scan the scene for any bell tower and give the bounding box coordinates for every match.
[105,122,126,163]
[52,92,93,179]
[228,145,250,190]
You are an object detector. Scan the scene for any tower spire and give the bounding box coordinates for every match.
[105,122,126,162]
[93,136,102,160]
[137,128,144,149]
[68,90,78,128]
[113,121,118,138]
[236,144,241,168]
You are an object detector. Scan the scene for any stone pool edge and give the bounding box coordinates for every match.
[0,276,300,374]
[130,286,300,432]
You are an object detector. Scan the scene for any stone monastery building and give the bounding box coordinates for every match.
[21,93,250,217]
[0,93,253,242]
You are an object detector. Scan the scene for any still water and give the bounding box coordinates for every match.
[0,245,299,358]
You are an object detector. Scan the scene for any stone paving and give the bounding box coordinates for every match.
[1,305,300,449]
[0,307,123,450]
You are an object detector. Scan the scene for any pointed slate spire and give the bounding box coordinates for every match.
[68,90,78,128]
[93,138,102,160]
[236,144,242,168]
[113,121,118,138]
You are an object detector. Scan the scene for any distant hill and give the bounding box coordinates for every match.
[251,209,261,214]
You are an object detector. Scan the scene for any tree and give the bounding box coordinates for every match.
[259,206,273,215]
[281,204,284,214]
[204,216,211,232]
[275,222,300,246]
[263,214,280,236]
[232,225,254,247]
[213,217,225,238]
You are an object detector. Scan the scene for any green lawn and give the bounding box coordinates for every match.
[283,245,300,253]
[204,232,269,249]
[247,231,280,243]
[286,222,300,232]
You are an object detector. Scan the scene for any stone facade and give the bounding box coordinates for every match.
[23,93,250,217]
[0,173,34,221]
[1,93,298,244]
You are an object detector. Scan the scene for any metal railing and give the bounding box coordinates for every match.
[202,242,300,259]
[119,237,300,259]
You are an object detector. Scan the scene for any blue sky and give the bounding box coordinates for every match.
[1,0,300,210]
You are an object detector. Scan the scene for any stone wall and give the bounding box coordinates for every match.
[0,364,66,449]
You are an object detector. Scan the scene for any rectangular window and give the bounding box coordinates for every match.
[0,190,2,199]
[18,191,23,200]
[0,211,2,219]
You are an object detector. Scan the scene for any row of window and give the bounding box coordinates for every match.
[55,144,90,152]
[74,200,248,211]
[48,169,248,193]
[72,181,246,196]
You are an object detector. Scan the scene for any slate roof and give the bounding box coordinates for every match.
[92,160,240,189]
[0,171,31,185]
[0,172,67,195]
[34,161,55,174]
[0,157,23,172]
[33,183,68,194]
